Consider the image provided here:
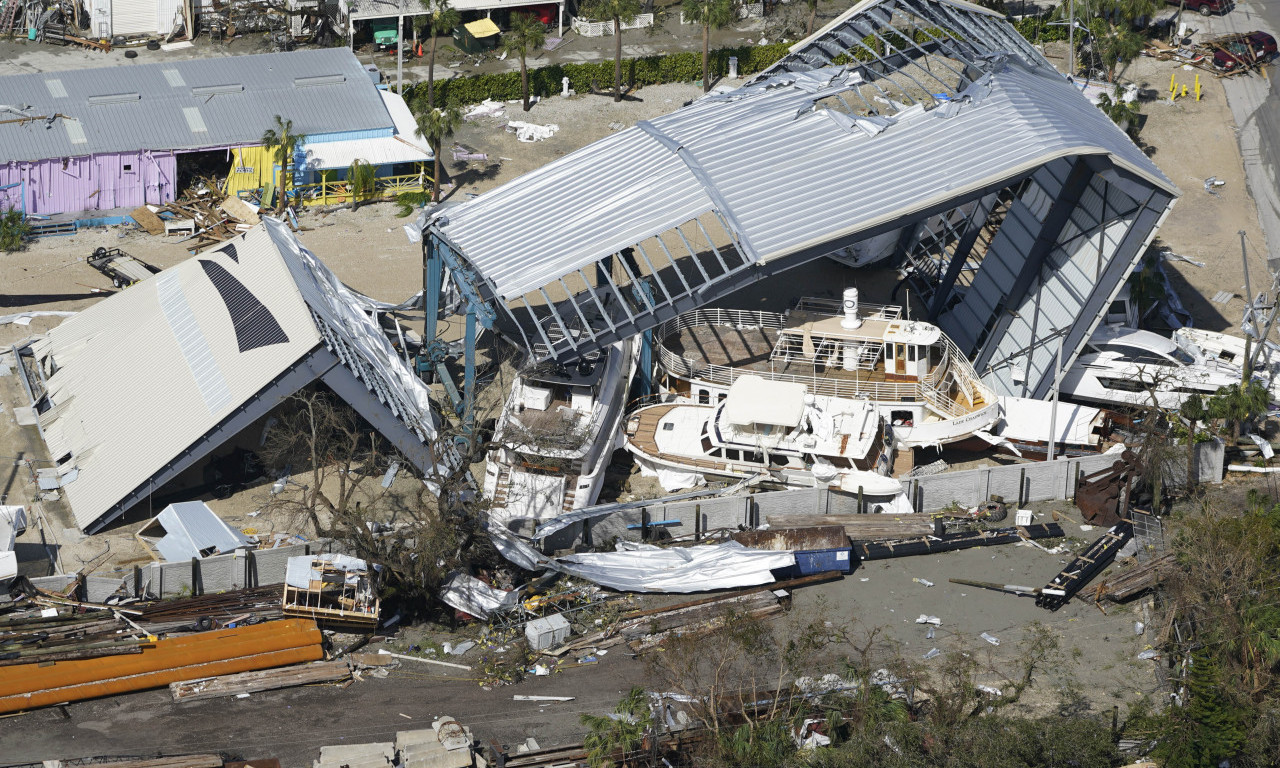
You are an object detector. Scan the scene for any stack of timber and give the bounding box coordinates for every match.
[855,523,1065,561]
[137,584,284,632]
[130,179,267,249]
[79,756,223,768]
[765,514,937,541]
[171,659,350,702]
[1036,521,1135,611]
[0,602,146,667]
[0,618,324,714]
[1094,552,1178,603]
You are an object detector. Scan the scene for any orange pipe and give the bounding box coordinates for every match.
[0,619,324,713]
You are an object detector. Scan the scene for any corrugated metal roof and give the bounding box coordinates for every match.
[153,501,253,562]
[35,218,442,532]
[0,49,392,162]
[437,59,1176,301]
[300,91,433,172]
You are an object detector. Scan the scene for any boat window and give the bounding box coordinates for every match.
[662,422,675,431]
[698,389,710,405]
[907,345,918,362]
[709,448,723,458]
[1171,348,1196,365]
[724,449,740,461]
[1097,377,1147,393]
[768,453,788,466]
[745,451,764,464]
[1103,344,1174,366]
[717,393,727,403]
[701,436,713,453]
[827,456,853,468]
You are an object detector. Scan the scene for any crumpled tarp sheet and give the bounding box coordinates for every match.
[635,459,704,492]
[486,522,794,593]
[439,572,521,619]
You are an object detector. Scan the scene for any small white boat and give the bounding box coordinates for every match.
[1173,327,1280,381]
[623,374,897,493]
[1061,325,1249,410]
[484,340,636,526]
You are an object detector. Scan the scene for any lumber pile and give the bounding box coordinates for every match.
[1096,552,1177,603]
[171,659,350,701]
[131,178,268,248]
[855,523,1064,561]
[92,757,223,768]
[137,584,284,632]
[1037,521,1134,611]
[766,514,936,541]
[0,586,150,667]
[0,618,324,714]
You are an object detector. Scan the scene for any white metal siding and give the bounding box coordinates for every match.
[157,0,184,34]
[110,0,156,36]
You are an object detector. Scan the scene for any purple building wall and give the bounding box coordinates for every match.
[0,151,177,218]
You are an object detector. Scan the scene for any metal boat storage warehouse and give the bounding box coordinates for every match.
[0,48,413,219]
[422,0,1180,408]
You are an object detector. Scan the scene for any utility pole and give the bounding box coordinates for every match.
[1241,230,1256,382]
[397,13,405,94]
[1068,0,1076,78]
[1047,331,1065,462]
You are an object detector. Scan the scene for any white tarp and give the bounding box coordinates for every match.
[636,458,704,492]
[995,396,1104,447]
[439,572,521,619]
[486,522,793,593]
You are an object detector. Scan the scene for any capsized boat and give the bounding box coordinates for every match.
[652,289,999,449]
[484,340,636,526]
[623,374,897,493]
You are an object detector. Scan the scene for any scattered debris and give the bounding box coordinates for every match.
[135,501,255,562]
[979,632,1000,646]
[86,247,162,288]
[915,615,942,626]
[1093,552,1178,603]
[1037,521,1135,611]
[856,523,1064,561]
[506,120,560,142]
[376,649,471,671]
[283,553,380,629]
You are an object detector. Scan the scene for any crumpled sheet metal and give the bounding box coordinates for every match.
[487,522,794,593]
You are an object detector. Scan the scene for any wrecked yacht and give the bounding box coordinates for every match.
[484,340,637,526]
[1060,325,1267,410]
[651,289,999,450]
[623,373,897,493]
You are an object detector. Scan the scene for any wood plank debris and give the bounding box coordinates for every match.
[1037,521,1135,611]
[855,523,1064,561]
[1094,552,1177,603]
[765,514,936,540]
[170,659,351,702]
[86,756,223,768]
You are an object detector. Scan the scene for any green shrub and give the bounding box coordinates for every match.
[418,42,791,108]
[1,207,31,253]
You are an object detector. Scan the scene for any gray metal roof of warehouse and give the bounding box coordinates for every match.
[437,57,1175,303]
[0,48,391,162]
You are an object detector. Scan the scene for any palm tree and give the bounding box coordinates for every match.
[682,0,737,93]
[502,12,546,112]
[581,687,652,768]
[1057,0,1157,81]
[347,158,377,210]
[583,0,644,102]
[422,0,460,107]
[411,97,462,202]
[261,115,305,215]
[1207,381,1271,443]
[805,0,818,36]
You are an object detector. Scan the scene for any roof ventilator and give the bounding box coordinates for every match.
[87,93,140,105]
[294,74,346,87]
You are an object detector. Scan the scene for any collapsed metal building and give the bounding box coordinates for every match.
[422,0,1179,405]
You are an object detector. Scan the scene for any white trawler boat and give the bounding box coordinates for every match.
[650,289,1000,450]
[484,340,636,527]
[622,373,898,493]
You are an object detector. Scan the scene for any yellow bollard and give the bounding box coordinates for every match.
[1170,72,1177,93]
[1183,85,1188,98]
[1195,75,1201,101]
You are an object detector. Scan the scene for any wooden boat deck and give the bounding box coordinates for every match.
[626,404,731,472]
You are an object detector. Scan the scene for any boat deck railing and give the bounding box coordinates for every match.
[656,309,994,420]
